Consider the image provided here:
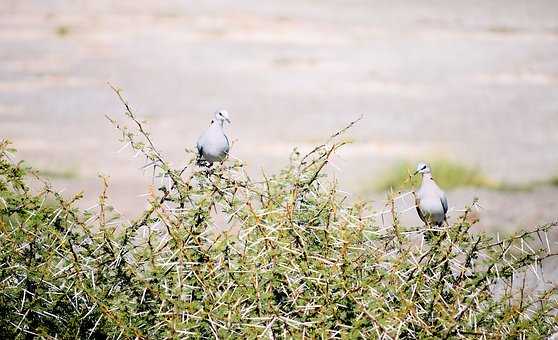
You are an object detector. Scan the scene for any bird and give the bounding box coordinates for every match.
[196,109,231,166]
[414,162,448,227]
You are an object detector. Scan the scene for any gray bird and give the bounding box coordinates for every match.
[196,109,231,165]
[414,162,448,227]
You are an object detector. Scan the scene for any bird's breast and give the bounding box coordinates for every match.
[419,197,444,215]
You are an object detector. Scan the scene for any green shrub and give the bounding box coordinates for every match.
[0,90,556,338]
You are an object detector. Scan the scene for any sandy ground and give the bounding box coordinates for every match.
[0,0,557,230]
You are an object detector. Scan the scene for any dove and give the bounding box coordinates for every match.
[196,110,231,165]
[414,162,448,227]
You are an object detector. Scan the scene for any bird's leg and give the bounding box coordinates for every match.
[199,160,213,170]
[424,223,433,242]
[423,215,432,242]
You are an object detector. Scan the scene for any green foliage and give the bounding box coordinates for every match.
[0,91,556,338]
[374,159,499,192]
[55,25,70,37]
[38,167,79,179]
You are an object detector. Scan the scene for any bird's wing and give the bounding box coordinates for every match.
[224,134,230,155]
[440,191,448,214]
[415,195,426,223]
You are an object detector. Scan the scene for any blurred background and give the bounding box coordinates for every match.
[0,0,557,230]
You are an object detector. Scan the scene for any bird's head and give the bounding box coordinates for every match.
[214,109,231,124]
[414,162,431,176]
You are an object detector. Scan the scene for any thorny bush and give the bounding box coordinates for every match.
[0,89,557,338]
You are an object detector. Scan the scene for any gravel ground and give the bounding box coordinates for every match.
[0,0,557,230]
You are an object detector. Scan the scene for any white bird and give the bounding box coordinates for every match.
[196,110,231,165]
[414,162,448,227]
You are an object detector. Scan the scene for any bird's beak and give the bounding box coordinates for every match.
[413,170,419,176]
